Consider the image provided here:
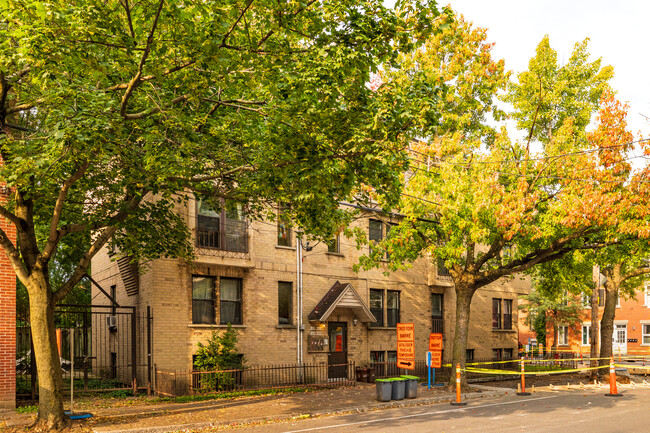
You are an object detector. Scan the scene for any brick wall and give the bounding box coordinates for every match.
[0,188,16,410]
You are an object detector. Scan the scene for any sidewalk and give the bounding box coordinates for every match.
[1,383,510,433]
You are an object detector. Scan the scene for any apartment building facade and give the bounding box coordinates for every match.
[91,198,530,378]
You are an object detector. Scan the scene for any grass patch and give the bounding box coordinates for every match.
[159,387,314,404]
[15,405,38,414]
[525,365,570,373]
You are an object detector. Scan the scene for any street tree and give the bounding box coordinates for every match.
[0,0,443,427]
[357,35,618,387]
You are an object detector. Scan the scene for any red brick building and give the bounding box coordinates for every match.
[0,192,16,410]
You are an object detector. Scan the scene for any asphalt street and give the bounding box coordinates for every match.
[230,387,650,433]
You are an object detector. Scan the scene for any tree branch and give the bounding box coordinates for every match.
[0,224,29,285]
[120,0,165,119]
[220,0,254,48]
[40,162,90,263]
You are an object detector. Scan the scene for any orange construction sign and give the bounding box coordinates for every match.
[396,358,416,370]
[397,341,415,359]
[429,333,443,351]
[397,323,415,342]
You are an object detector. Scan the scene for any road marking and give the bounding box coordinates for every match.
[285,395,559,432]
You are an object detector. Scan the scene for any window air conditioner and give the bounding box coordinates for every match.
[106,315,117,330]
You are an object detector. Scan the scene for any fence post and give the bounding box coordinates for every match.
[450,363,466,406]
[605,356,622,397]
[147,306,152,396]
[131,309,137,396]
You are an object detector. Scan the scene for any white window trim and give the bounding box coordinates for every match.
[581,323,591,346]
[642,323,650,346]
[557,325,569,346]
[645,285,650,307]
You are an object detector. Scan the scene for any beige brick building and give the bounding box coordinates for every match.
[91,198,530,379]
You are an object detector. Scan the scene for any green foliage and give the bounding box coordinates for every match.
[15,405,38,414]
[520,288,584,346]
[193,325,244,391]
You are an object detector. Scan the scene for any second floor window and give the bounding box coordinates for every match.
[277,206,292,247]
[437,258,450,276]
[197,200,247,252]
[327,235,340,254]
[492,298,512,330]
[431,293,443,334]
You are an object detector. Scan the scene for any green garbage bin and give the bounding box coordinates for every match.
[401,375,419,399]
[388,377,406,400]
[375,379,392,402]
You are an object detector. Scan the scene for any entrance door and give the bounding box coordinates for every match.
[327,322,348,379]
[613,324,627,355]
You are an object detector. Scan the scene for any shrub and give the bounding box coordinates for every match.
[193,325,245,391]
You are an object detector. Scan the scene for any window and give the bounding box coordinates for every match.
[277,206,292,247]
[582,292,591,308]
[643,324,650,345]
[431,293,443,333]
[645,286,650,307]
[503,299,513,329]
[369,289,384,327]
[327,236,340,254]
[558,326,568,346]
[582,324,591,345]
[466,349,474,363]
[197,200,247,252]
[370,351,385,363]
[220,278,242,325]
[437,257,450,276]
[368,219,395,258]
[387,290,400,327]
[369,289,400,328]
[369,219,383,256]
[504,348,513,360]
[616,296,621,307]
[492,298,512,330]
[492,348,502,360]
[492,298,502,329]
[192,276,216,324]
[278,282,292,325]
[387,351,397,363]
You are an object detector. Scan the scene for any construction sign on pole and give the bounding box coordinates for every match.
[396,323,415,370]
[428,333,442,368]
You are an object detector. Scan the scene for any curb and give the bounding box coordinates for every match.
[92,387,510,433]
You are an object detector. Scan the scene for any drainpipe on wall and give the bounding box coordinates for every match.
[296,236,303,379]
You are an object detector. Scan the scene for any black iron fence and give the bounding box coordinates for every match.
[155,362,356,397]
[16,305,153,398]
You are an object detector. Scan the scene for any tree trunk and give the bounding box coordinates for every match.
[589,270,600,381]
[598,269,620,378]
[28,275,66,429]
[448,284,475,389]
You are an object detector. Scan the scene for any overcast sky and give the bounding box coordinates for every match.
[445,0,650,137]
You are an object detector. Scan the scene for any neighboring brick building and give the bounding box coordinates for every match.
[0,190,16,410]
[519,286,650,356]
[91,198,530,378]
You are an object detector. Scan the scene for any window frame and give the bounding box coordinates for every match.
[369,289,384,327]
[277,205,292,247]
[386,290,400,328]
[645,285,650,307]
[557,325,569,346]
[192,275,216,324]
[196,200,247,252]
[327,235,340,254]
[278,281,292,325]
[492,298,502,329]
[642,323,650,345]
[220,277,243,325]
[581,324,591,346]
[431,293,443,334]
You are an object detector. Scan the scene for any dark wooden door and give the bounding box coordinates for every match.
[327,322,348,379]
